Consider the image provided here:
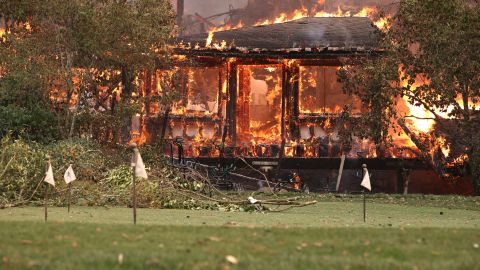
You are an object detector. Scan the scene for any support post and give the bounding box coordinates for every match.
[290,65,300,140]
[170,143,174,164]
[227,61,237,146]
[279,64,288,161]
[402,168,411,195]
[336,154,346,192]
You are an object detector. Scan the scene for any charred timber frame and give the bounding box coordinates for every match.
[188,157,432,171]
[161,54,430,171]
[164,56,359,146]
[172,48,379,60]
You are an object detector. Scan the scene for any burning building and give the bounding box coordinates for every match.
[135,5,473,195]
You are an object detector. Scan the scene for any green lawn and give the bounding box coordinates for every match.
[1,197,480,269]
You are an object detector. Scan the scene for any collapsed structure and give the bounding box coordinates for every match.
[135,16,471,194]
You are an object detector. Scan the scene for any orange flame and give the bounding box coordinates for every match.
[254,6,388,29]
[204,6,389,49]
[205,21,244,49]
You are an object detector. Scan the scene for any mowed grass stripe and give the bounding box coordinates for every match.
[1,202,479,228]
[0,221,479,270]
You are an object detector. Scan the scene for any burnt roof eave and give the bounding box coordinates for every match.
[173,47,384,60]
[178,17,381,56]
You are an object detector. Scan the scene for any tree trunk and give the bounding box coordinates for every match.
[467,146,480,196]
[120,66,134,143]
[159,107,171,151]
[177,0,184,29]
[62,73,74,137]
[470,163,480,196]
[121,66,134,99]
[145,69,152,116]
[472,174,480,196]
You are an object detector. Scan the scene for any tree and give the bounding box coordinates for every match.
[0,0,176,141]
[339,0,480,195]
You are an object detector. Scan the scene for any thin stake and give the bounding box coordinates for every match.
[362,164,367,223]
[132,166,137,225]
[44,184,49,222]
[336,154,346,192]
[67,183,71,213]
[363,189,366,222]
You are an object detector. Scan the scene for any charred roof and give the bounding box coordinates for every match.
[177,17,381,57]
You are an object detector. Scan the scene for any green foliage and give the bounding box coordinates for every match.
[0,135,45,205]
[99,165,173,208]
[102,165,133,190]
[339,0,480,194]
[0,0,176,142]
[0,105,59,143]
[0,137,107,204]
[46,139,107,183]
[338,56,400,146]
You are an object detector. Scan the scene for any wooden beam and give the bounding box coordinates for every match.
[227,61,238,145]
[279,64,288,161]
[290,64,300,140]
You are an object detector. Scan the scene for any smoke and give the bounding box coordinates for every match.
[176,0,398,34]
[171,0,248,18]
[173,1,397,17]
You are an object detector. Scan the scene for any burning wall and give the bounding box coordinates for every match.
[131,15,425,160]
[133,10,460,165]
[138,58,427,160]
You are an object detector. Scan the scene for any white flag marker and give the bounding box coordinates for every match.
[248,196,258,204]
[44,162,55,187]
[132,148,148,179]
[64,164,77,184]
[361,167,371,191]
[361,164,370,223]
[130,145,147,225]
[44,161,55,222]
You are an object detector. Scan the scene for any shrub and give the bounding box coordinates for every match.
[0,105,59,143]
[46,139,107,183]
[0,135,46,204]
[0,137,107,205]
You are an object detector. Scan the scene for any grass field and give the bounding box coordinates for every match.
[1,195,479,269]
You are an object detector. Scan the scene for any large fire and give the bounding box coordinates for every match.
[255,6,386,28]
[129,3,464,167]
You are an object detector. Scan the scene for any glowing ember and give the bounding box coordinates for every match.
[0,27,7,42]
[437,136,451,158]
[205,31,214,47]
[205,21,245,48]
